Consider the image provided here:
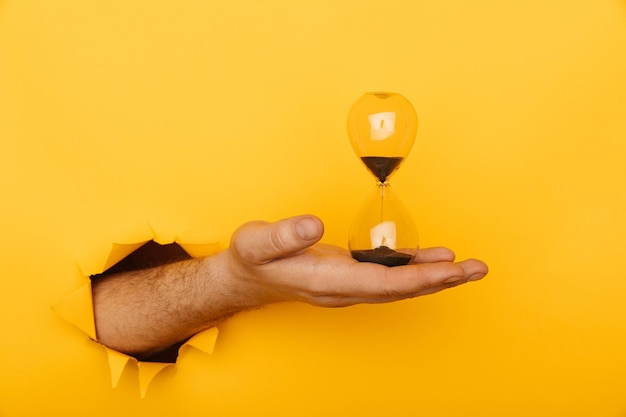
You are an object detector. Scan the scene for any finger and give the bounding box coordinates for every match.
[368,258,488,300]
[231,215,324,264]
[456,258,489,281]
[334,261,467,299]
[412,247,456,263]
[363,279,469,304]
[309,260,487,307]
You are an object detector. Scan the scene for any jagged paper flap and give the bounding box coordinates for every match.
[181,327,219,355]
[138,362,174,398]
[177,242,221,259]
[51,282,96,340]
[106,347,134,388]
[103,241,151,272]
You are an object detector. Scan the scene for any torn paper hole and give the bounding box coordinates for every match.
[54,232,221,397]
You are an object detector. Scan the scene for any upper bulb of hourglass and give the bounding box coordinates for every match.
[347,92,418,183]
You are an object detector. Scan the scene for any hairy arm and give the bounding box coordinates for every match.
[91,251,244,359]
[92,215,488,359]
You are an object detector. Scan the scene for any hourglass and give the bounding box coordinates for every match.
[347,92,419,266]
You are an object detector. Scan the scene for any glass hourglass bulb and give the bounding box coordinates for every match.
[347,92,419,266]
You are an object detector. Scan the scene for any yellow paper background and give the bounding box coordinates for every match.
[1,0,626,415]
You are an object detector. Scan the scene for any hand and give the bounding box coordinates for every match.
[222,215,488,309]
[92,214,488,358]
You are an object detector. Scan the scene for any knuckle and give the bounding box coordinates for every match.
[378,269,404,298]
[268,224,291,253]
[380,285,403,298]
[231,221,268,261]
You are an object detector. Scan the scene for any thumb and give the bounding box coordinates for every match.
[231,215,324,264]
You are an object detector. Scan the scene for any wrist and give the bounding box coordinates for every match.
[194,251,268,326]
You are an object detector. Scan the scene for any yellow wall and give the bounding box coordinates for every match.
[1,0,625,415]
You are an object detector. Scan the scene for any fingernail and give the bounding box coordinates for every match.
[295,218,321,241]
[468,272,486,281]
[443,276,464,284]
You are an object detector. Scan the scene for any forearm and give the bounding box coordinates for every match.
[91,251,254,359]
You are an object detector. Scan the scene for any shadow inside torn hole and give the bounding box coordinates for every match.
[93,240,193,276]
[90,240,193,363]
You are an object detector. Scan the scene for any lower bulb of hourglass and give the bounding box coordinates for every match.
[349,183,419,267]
